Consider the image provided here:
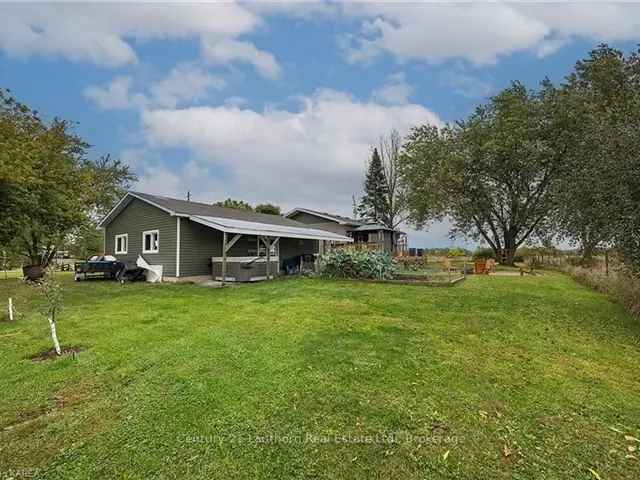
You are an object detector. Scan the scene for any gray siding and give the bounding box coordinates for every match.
[105,198,177,276]
[289,211,326,225]
[287,212,352,237]
[178,222,278,277]
[178,219,222,277]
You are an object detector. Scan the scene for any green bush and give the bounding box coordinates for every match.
[473,248,496,260]
[318,248,396,280]
[395,256,425,271]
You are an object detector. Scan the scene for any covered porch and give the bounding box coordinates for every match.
[189,215,352,283]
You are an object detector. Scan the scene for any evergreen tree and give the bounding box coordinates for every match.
[358,148,388,223]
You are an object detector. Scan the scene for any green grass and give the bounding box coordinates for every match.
[1,273,639,479]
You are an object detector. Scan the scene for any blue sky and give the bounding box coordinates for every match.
[2,2,639,247]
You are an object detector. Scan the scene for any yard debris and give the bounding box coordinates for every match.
[502,444,512,458]
[442,450,450,461]
[587,467,601,479]
[624,435,639,443]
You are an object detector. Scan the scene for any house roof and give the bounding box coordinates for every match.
[286,207,403,234]
[190,216,352,241]
[285,207,364,226]
[352,224,397,232]
[99,192,353,242]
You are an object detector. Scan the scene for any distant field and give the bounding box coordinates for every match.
[1,273,639,479]
[0,269,24,279]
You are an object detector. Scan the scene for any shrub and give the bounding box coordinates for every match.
[318,248,396,280]
[543,259,640,320]
[473,248,496,260]
[395,256,425,271]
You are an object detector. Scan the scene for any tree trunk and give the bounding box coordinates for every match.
[49,316,61,356]
[501,234,517,266]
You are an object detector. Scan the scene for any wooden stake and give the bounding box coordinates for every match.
[8,297,13,321]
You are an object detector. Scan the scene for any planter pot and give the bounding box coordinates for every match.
[23,264,45,281]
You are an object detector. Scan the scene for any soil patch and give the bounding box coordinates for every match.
[27,345,85,362]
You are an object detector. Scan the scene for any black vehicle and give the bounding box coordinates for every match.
[74,255,126,281]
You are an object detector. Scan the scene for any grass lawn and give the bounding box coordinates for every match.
[1,273,639,479]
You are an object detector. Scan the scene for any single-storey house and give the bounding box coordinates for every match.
[99,192,352,282]
[285,208,406,255]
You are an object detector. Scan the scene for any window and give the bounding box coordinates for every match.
[142,230,159,253]
[115,234,128,254]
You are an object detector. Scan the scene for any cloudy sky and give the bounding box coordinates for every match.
[2,1,640,247]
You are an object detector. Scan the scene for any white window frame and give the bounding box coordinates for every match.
[115,234,128,255]
[142,229,159,254]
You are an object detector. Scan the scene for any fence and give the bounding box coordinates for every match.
[394,256,470,283]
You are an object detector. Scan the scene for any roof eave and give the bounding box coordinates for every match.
[190,215,353,243]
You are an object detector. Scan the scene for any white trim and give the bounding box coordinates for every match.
[98,191,189,227]
[115,233,128,254]
[99,193,132,227]
[176,217,181,277]
[142,229,160,254]
[129,192,180,217]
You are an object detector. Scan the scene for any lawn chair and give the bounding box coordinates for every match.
[474,259,488,274]
[485,258,496,273]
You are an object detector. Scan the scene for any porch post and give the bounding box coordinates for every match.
[266,236,271,280]
[221,231,227,285]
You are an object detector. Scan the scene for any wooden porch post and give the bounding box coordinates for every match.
[221,231,227,286]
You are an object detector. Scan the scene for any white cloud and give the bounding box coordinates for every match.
[439,69,493,99]
[340,2,640,65]
[372,72,412,105]
[84,65,225,110]
[149,64,226,108]
[136,89,441,215]
[0,2,276,74]
[84,76,141,110]
[201,38,281,79]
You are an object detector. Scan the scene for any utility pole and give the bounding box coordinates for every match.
[186,190,191,202]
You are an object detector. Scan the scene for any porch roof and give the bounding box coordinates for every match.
[190,215,353,242]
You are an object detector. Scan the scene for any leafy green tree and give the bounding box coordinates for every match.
[214,198,253,211]
[0,89,136,266]
[552,45,640,263]
[401,82,565,265]
[254,203,281,215]
[358,148,388,223]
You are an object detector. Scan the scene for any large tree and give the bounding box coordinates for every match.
[377,130,408,230]
[552,46,640,267]
[357,147,388,223]
[0,89,135,266]
[401,82,565,265]
[214,198,253,211]
[254,203,281,215]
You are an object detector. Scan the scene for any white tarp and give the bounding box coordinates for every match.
[136,254,163,283]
